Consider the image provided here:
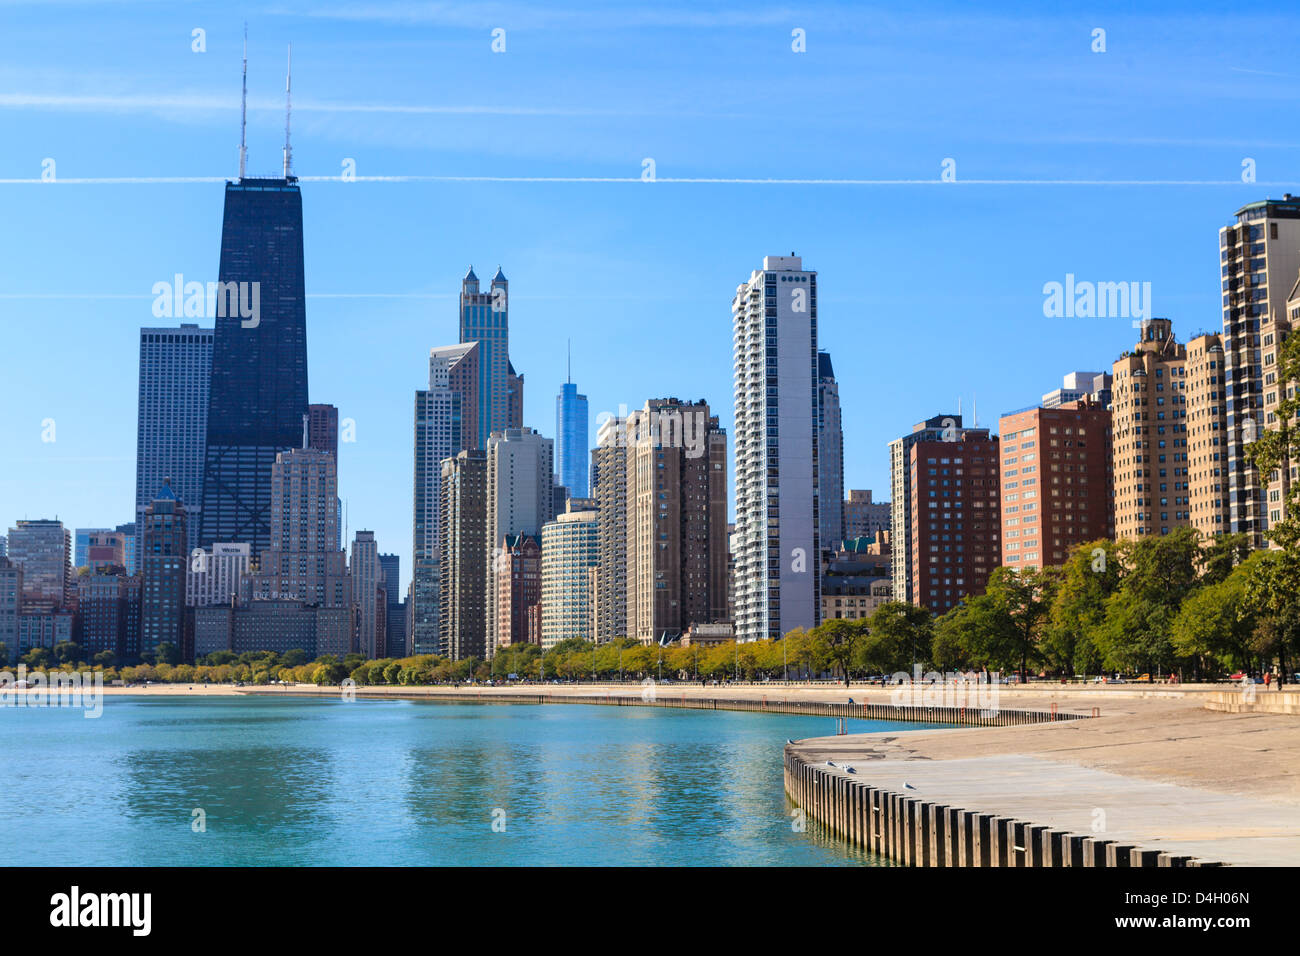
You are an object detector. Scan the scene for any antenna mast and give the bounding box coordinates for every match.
[238,23,248,179]
[282,43,293,179]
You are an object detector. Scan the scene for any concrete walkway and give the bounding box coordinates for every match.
[789,697,1300,866]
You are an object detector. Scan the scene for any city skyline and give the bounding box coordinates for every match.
[4,4,1298,604]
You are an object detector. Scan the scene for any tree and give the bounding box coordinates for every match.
[53,641,84,665]
[1044,540,1119,676]
[154,642,180,666]
[811,619,864,687]
[864,602,933,676]
[1096,528,1200,675]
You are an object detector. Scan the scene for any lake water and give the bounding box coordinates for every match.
[0,696,940,866]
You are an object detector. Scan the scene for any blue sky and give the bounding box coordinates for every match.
[1,1,1297,594]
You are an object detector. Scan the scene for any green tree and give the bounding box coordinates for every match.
[1044,540,1119,676]
[863,602,933,676]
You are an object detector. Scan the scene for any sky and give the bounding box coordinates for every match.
[1,0,1298,595]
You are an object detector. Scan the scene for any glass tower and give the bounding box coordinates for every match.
[555,381,589,498]
[198,178,309,556]
[459,266,510,448]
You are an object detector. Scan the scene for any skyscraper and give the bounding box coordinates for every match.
[843,490,890,542]
[198,177,309,556]
[732,255,820,642]
[307,403,339,456]
[998,400,1114,570]
[507,362,525,429]
[1219,196,1300,547]
[439,450,488,661]
[140,480,189,658]
[556,379,590,499]
[888,414,974,605]
[459,266,511,448]
[243,447,350,609]
[485,428,555,657]
[1111,318,1228,541]
[624,399,729,644]
[6,519,70,609]
[541,507,599,649]
[495,533,541,651]
[412,342,479,655]
[905,429,1000,613]
[378,553,403,658]
[591,415,629,641]
[137,324,213,557]
[817,351,845,550]
[351,531,382,659]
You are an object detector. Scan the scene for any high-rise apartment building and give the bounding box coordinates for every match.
[507,362,525,430]
[76,567,141,660]
[494,533,541,652]
[351,531,382,659]
[591,415,628,641]
[817,352,845,550]
[116,523,138,575]
[439,450,488,661]
[1111,318,1229,540]
[843,490,890,542]
[888,415,972,605]
[198,178,309,556]
[411,342,479,655]
[485,428,555,657]
[998,400,1114,570]
[140,480,189,657]
[136,324,213,556]
[460,266,511,448]
[624,399,729,645]
[732,255,821,642]
[6,519,71,609]
[0,558,22,661]
[556,380,589,499]
[541,506,599,649]
[243,448,350,610]
[74,529,111,570]
[905,430,1000,612]
[1219,196,1300,546]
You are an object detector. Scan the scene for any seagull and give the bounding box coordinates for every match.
[846,766,857,774]
[904,782,917,790]
[827,760,838,768]
[786,738,795,745]
[848,697,855,704]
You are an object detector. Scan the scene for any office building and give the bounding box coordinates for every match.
[459,266,511,447]
[198,177,310,556]
[378,553,404,658]
[731,255,820,642]
[76,567,141,660]
[136,324,213,556]
[187,542,251,607]
[412,342,479,655]
[817,351,845,550]
[439,450,489,661]
[351,530,382,659]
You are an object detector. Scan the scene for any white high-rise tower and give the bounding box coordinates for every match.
[731,255,820,643]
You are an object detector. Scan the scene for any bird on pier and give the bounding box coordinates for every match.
[846,766,857,774]
[786,739,795,745]
[827,760,838,768]
[904,782,917,790]
[847,697,855,704]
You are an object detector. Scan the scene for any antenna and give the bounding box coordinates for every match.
[567,339,571,384]
[282,43,292,179]
[238,23,248,179]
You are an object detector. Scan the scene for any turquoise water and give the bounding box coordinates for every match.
[0,696,935,866]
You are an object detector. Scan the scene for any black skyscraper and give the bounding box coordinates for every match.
[198,178,309,556]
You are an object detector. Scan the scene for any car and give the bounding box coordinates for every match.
[1229,672,1247,681]
[1137,673,1152,682]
